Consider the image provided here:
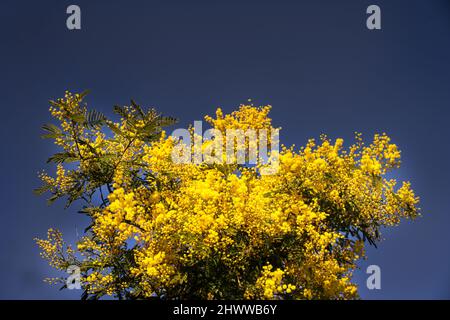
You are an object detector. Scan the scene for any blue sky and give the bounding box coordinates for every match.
[0,0,449,299]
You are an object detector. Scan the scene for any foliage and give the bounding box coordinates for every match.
[35,91,419,300]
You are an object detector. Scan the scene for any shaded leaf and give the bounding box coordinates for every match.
[33,184,52,196]
[47,152,79,164]
[85,110,106,128]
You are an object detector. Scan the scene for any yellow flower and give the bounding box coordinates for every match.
[36,91,420,300]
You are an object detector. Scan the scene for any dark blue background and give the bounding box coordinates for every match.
[0,0,449,299]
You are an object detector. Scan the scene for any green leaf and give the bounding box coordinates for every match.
[106,121,124,137]
[33,183,52,195]
[42,123,61,132]
[78,89,90,100]
[156,115,178,127]
[47,152,79,164]
[85,110,106,128]
[130,99,145,118]
[41,123,63,139]
[47,194,60,205]
[70,112,86,124]
[113,105,129,119]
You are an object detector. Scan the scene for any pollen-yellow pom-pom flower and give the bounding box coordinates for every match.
[35,91,420,300]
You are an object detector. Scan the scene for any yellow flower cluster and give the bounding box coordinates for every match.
[204,105,274,134]
[245,264,297,299]
[35,229,73,270]
[36,92,420,300]
[84,272,116,296]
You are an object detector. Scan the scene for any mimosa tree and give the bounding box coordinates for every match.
[35,91,419,299]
